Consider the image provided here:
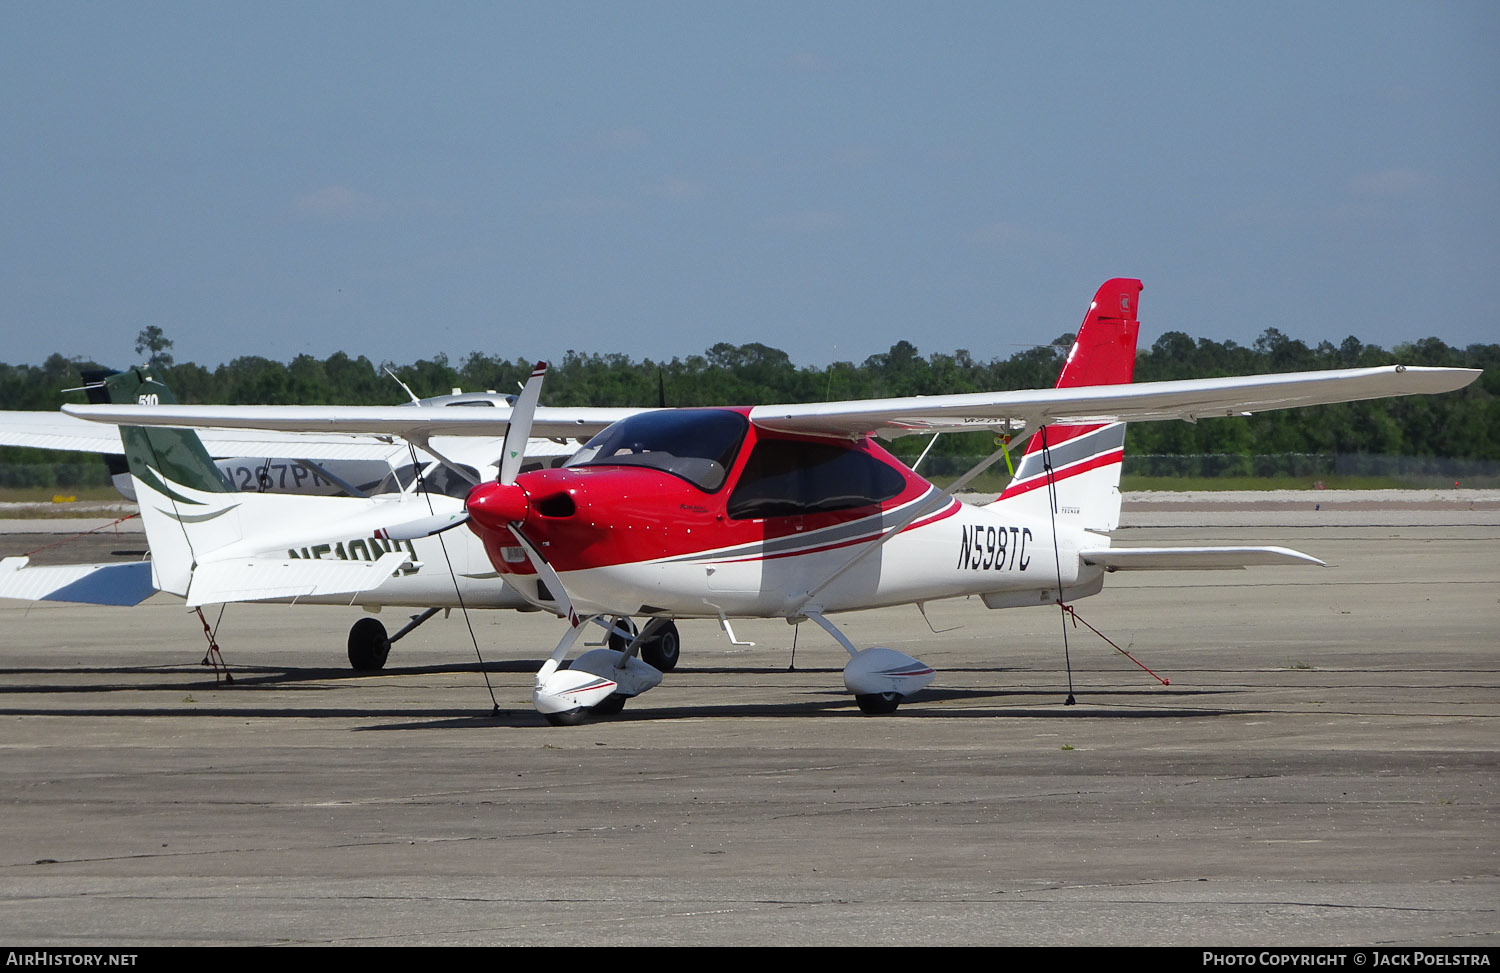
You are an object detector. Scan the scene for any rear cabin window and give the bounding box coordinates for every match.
[727,438,907,520]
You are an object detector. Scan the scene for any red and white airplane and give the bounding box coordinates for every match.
[64,279,1480,723]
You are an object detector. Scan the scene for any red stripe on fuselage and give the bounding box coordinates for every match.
[997,448,1124,500]
[712,498,963,564]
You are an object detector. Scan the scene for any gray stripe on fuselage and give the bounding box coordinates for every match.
[1012,423,1125,482]
[663,486,951,564]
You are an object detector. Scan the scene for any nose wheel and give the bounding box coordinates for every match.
[533,616,666,725]
[855,692,902,715]
[589,692,629,716]
[542,707,590,726]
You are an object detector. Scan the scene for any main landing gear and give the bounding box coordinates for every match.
[603,617,680,672]
[804,612,936,717]
[347,617,390,670]
[346,607,444,671]
[641,621,680,672]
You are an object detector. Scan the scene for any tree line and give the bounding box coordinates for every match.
[2,328,1496,488]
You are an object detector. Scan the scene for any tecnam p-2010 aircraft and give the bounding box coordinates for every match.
[64,279,1480,723]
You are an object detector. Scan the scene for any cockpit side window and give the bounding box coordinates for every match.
[727,438,907,520]
[564,410,748,491]
[388,462,481,499]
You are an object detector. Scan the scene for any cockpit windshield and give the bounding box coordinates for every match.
[563,409,748,491]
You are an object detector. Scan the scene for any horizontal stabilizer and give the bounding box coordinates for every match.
[0,557,157,606]
[1079,546,1325,570]
[185,551,412,607]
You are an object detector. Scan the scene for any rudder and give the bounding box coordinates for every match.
[995,278,1141,533]
[101,367,238,596]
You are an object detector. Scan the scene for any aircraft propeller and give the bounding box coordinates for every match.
[470,362,578,623]
[466,362,665,723]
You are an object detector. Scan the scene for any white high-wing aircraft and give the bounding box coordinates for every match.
[0,375,583,501]
[0,368,643,669]
[58,278,1481,723]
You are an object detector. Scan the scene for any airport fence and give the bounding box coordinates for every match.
[910,452,1500,485]
[1123,453,1500,480]
[0,461,111,490]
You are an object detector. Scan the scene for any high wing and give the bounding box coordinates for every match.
[60,402,646,442]
[0,410,130,454]
[0,408,414,462]
[61,367,1476,442]
[748,365,1481,438]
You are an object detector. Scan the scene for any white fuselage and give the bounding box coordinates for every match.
[546,499,1105,619]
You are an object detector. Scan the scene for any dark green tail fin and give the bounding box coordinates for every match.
[102,366,232,496]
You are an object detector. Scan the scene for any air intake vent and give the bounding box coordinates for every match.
[536,492,576,518]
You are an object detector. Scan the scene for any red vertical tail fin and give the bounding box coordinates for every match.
[995,278,1142,532]
[1052,277,1142,390]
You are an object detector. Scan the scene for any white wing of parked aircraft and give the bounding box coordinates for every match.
[62,366,1473,441]
[0,390,599,500]
[0,372,640,668]
[60,402,643,441]
[0,407,409,460]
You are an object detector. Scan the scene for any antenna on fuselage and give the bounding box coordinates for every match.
[384,366,422,405]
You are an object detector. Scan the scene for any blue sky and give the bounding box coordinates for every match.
[3,1,1496,375]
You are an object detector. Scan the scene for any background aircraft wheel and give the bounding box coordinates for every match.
[641,621,680,672]
[855,692,902,715]
[590,693,628,716]
[543,707,589,726]
[347,617,391,671]
[607,617,638,653]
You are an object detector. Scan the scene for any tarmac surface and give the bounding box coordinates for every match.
[0,493,1496,946]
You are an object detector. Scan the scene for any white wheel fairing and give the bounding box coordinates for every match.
[571,649,663,699]
[534,649,663,715]
[843,646,936,698]
[533,667,621,715]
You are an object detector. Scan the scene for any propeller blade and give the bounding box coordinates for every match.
[499,361,548,485]
[372,510,470,542]
[509,525,577,624]
[474,365,575,622]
